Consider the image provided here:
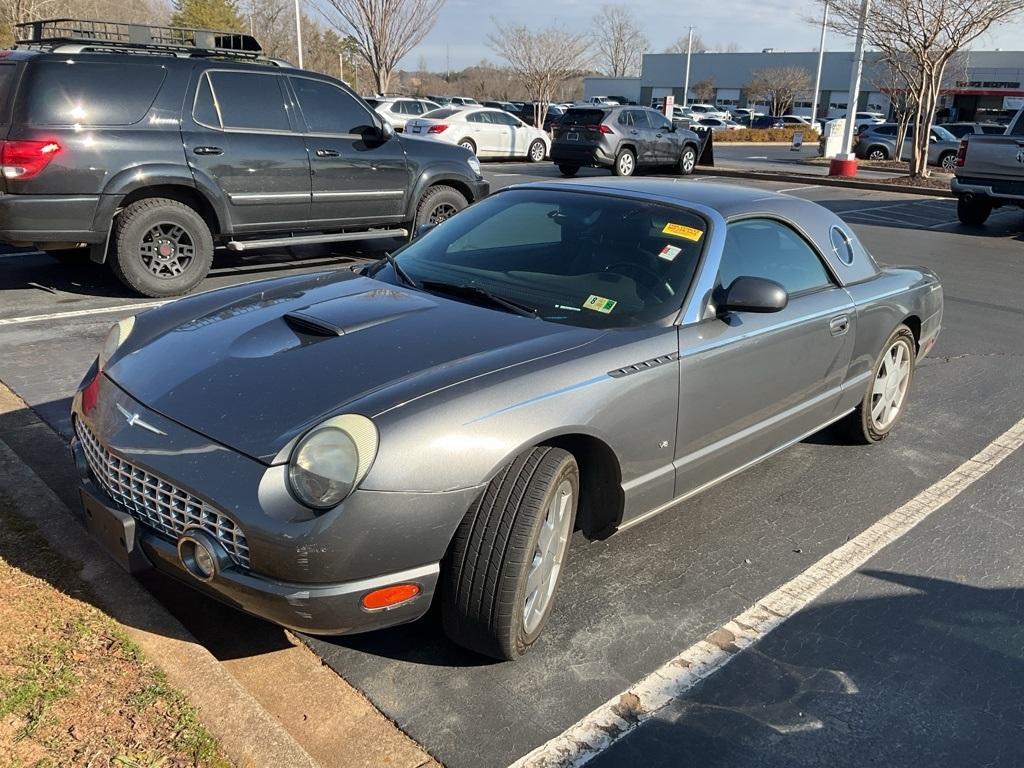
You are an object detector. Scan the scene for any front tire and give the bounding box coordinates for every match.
[866,146,889,161]
[109,198,214,298]
[957,196,992,226]
[845,324,916,444]
[678,145,697,176]
[613,147,636,176]
[528,139,546,163]
[442,447,579,660]
[939,151,956,172]
[414,184,468,230]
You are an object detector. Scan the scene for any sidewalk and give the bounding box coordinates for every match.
[589,448,1024,767]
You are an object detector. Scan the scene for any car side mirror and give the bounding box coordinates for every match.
[719,276,788,313]
[379,121,395,140]
[413,222,436,239]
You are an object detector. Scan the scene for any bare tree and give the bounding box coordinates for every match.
[826,0,1022,178]
[322,0,446,94]
[592,5,648,78]
[691,77,716,103]
[489,20,592,128]
[664,32,707,54]
[744,66,810,116]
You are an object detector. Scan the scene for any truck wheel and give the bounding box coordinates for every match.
[957,196,992,226]
[678,145,697,175]
[442,446,578,660]
[613,147,636,176]
[414,185,468,229]
[558,164,579,177]
[110,198,214,297]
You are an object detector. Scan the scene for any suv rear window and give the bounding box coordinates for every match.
[22,61,165,126]
[560,109,606,126]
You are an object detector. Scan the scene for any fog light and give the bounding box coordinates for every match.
[177,530,226,582]
[361,583,421,611]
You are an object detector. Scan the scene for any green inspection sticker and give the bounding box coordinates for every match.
[583,294,617,314]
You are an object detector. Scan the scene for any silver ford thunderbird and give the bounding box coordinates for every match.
[71,180,942,659]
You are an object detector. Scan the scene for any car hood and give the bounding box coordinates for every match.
[106,271,602,464]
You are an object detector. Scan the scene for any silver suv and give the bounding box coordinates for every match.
[855,123,961,170]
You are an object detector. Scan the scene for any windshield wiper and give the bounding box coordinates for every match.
[420,280,538,319]
[366,252,418,290]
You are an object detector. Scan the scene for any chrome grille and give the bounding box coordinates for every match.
[76,418,251,569]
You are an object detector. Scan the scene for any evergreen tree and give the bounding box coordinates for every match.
[170,0,245,32]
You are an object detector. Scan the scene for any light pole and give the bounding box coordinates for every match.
[830,0,870,176]
[293,0,304,69]
[682,26,694,107]
[810,1,828,125]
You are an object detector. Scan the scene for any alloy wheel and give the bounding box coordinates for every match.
[868,149,887,161]
[429,203,459,225]
[941,154,956,171]
[681,149,696,173]
[139,222,195,278]
[618,152,635,176]
[870,339,912,430]
[523,479,574,634]
[530,141,545,162]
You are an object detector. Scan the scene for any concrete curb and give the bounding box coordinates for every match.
[0,387,320,768]
[697,166,955,197]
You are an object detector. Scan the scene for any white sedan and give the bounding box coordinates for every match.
[697,117,744,131]
[404,107,550,162]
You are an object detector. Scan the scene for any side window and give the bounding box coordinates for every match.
[617,110,634,127]
[405,101,424,115]
[719,219,832,296]
[466,111,492,124]
[289,77,374,134]
[193,73,220,127]
[648,110,672,130]
[493,111,518,126]
[875,125,897,136]
[631,110,651,128]
[208,71,289,131]
[23,61,166,126]
[1011,116,1024,136]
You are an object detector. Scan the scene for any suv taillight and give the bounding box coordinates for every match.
[955,138,968,167]
[427,124,449,134]
[585,124,613,134]
[1,139,62,180]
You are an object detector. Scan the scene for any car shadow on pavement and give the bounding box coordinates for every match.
[814,196,1024,236]
[591,570,1024,768]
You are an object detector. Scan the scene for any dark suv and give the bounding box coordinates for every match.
[550,106,702,178]
[0,20,488,296]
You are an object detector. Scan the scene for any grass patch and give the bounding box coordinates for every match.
[0,496,232,767]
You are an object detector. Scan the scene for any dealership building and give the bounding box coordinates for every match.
[584,50,1024,121]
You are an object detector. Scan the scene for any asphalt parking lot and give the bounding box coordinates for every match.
[2,165,1023,767]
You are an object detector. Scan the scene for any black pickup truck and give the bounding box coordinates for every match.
[0,19,488,296]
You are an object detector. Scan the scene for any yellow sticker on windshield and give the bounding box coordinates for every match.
[662,222,704,241]
[583,295,617,314]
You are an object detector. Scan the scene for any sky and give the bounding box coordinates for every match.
[405,0,1024,71]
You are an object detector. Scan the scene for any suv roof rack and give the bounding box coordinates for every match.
[14,18,263,59]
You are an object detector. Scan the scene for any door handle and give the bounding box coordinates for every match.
[315,149,340,158]
[630,130,638,135]
[192,146,223,156]
[829,315,850,336]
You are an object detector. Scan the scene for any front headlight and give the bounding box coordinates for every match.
[98,316,135,370]
[467,155,481,177]
[287,414,378,510]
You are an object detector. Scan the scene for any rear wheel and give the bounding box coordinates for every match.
[845,324,916,444]
[939,151,956,172]
[442,447,578,659]
[678,145,697,175]
[414,185,468,230]
[458,138,477,155]
[957,196,992,226]
[613,147,636,177]
[527,139,546,163]
[109,198,214,297]
[557,164,579,177]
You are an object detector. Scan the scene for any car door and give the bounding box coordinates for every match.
[287,75,410,226]
[646,108,680,162]
[674,217,855,495]
[464,111,504,155]
[184,69,311,233]
[493,110,529,157]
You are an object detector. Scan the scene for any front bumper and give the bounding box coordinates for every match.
[78,479,438,634]
[466,176,490,202]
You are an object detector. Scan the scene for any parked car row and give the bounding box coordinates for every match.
[854,123,961,170]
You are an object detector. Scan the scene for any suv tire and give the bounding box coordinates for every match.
[678,145,697,175]
[110,198,214,298]
[441,446,578,659]
[414,185,468,229]
[558,164,579,177]
[957,196,992,226]
[613,147,636,177]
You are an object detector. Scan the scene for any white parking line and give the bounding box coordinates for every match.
[0,301,167,327]
[510,415,1024,768]
[0,250,45,260]
[775,185,820,194]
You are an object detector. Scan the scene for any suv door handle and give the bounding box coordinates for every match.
[315,149,340,158]
[193,146,223,156]
[829,315,850,336]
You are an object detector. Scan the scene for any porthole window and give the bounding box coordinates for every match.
[830,226,855,266]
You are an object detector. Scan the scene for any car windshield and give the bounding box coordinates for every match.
[931,125,956,141]
[384,189,708,329]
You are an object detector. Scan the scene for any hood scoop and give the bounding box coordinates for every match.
[283,288,436,337]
